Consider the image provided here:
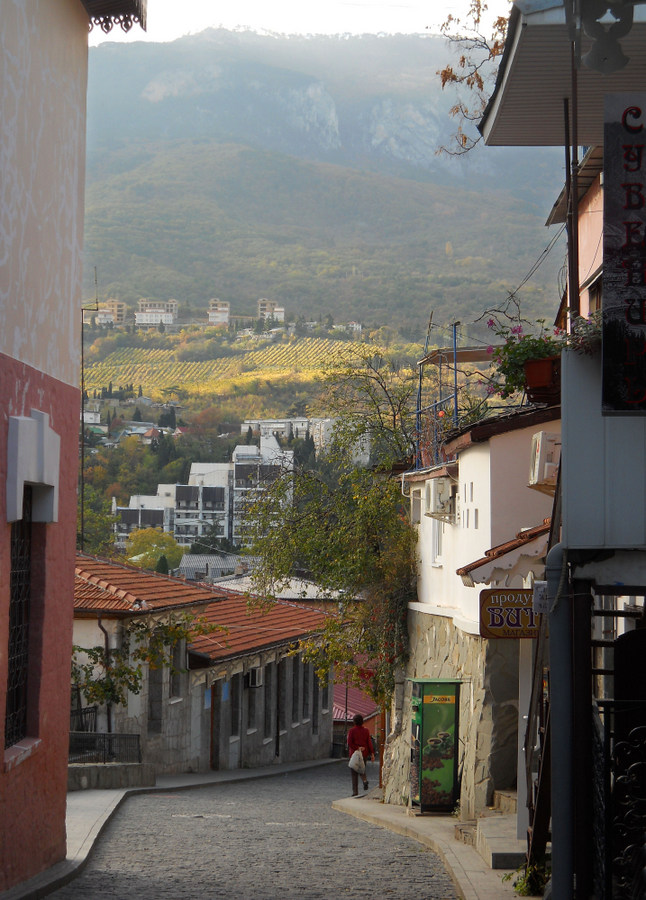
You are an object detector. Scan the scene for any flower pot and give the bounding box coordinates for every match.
[524,356,561,404]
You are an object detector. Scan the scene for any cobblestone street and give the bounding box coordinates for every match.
[50,764,457,899]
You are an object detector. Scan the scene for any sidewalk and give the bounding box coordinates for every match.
[2,759,516,900]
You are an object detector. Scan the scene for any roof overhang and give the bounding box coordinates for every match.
[81,0,147,32]
[457,521,551,586]
[480,1,646,147]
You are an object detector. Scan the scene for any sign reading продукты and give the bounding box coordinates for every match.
[479,589,538,639]
[603,94,646,414]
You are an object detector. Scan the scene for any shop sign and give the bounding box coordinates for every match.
[479,589,538,639]
[603,94,646,414]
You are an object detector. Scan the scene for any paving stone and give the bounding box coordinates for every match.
[50,765,457,899]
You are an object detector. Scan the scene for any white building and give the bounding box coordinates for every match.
[115,435,293,549]
[387,406,560,831]
[257,298,285,322]
[208,299,230,326]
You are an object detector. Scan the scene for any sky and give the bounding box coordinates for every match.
[89,0,512,46]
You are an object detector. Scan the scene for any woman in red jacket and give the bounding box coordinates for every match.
[347,713,373,796]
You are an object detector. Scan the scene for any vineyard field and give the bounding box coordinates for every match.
[83,336,348,403]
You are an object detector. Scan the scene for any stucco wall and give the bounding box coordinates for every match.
[0,0,87,387]
[0,361,80,891]
[0,0,88,890]
[382,609,519,820]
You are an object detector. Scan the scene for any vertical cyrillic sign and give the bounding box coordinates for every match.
[604,95,646,414]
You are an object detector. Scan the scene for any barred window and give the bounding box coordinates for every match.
[5,488,32,748]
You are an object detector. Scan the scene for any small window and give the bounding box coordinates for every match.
[169,640,184,698]
[278,659,287,731]
[5,488,33,748]
[230,673,241,737]
[474,509,479,529]
[291,655,300,723]
[411,490,421,524]
[312,672,320,735]
[247,679,257,730]
[321,672,329,711]
[431,517,443,565]
[263,663,273,738]
[302,664,310,719]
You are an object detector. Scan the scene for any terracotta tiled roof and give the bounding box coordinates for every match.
[75,554,224,615]
[188,587,328,662]
[456,519,551,586]
[332,683,379,722]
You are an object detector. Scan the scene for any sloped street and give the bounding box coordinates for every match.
[50,765,457,899]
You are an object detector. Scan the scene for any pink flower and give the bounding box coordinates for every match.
[487,319,495,329]
[485,384,497,396]
[511,325,523,335]
[486,345,494,354]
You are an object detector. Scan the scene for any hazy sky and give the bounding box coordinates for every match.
[90,0,512,45]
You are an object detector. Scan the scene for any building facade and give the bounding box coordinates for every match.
[0,1,145,892]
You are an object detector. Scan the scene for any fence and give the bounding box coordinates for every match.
[70,705,97,733]
[69,731,142,764]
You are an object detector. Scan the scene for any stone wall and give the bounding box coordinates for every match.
[382,609,519,819]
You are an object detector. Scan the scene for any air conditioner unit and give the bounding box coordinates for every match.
[425,477,457,523]
[246,667,263,688]
[529,432,561,493]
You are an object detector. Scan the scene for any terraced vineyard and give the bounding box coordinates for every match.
[83,336,348,402]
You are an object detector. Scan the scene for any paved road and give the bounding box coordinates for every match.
[51,764,457,899]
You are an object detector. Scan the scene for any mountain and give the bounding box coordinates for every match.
[84,30,565,338]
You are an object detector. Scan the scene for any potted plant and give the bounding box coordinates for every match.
[485,318,566,400]
[484,311,602,402]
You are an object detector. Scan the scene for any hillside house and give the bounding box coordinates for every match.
[74,556,332,775]
[478,1,646,895]
[0,2,146,892]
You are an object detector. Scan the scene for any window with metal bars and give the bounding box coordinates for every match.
[5,488,32,749]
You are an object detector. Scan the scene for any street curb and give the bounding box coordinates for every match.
[1,758,345,900]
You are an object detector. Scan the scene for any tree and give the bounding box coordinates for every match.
[77,485,116,555]
[437,0,508,155]
[319,344,420,467]
[133,406,142,422]
[248,346,421,704]
[155,554,169,574]
[126,528,183,570]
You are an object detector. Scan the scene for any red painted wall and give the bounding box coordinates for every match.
[0,356,79,891]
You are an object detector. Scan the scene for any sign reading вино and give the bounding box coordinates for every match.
[603,95,646,414]
[479,589,538,639]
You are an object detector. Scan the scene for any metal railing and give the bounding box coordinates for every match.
[69,731,142,764]
[70,705,97,733]
[594,701,646,900]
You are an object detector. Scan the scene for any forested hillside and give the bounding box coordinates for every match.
[84,30,565,339]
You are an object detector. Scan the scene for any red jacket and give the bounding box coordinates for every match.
[347,724,373,759]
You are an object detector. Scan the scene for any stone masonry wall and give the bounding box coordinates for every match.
[382,609,519,819]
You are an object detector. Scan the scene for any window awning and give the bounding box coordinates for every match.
[457,520,551,587]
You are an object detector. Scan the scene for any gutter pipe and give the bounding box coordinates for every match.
[546,542,574,898]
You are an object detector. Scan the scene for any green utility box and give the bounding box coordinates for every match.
[410,679,461,813]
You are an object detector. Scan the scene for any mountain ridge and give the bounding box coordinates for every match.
[84,30,565,336]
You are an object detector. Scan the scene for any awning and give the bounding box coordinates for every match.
[480,1,646,147]
[457,520,551,587]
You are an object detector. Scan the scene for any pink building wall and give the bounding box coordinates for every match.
[0,0,87,889]
[0,360,79,890]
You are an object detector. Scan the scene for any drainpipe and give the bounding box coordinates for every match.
[546,543,574,898]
